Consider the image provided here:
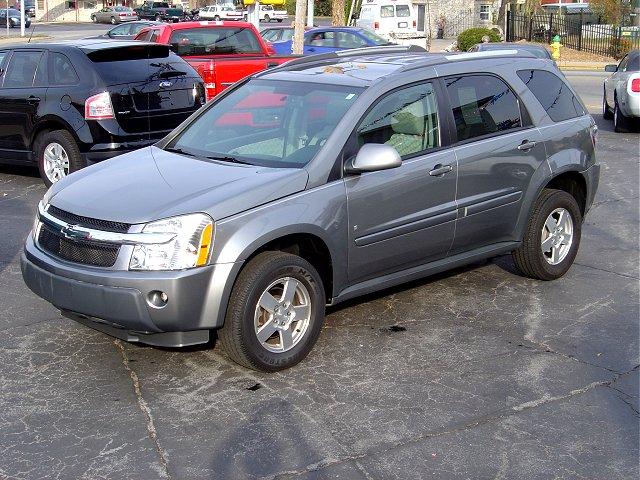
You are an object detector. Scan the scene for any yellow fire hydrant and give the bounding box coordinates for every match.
[550,35,562,60]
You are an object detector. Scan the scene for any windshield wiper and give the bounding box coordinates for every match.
[204,154,252,165]
[164,147,198,157]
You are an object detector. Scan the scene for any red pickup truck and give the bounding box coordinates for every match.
[134,21,295,101]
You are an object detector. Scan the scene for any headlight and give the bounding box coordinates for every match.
[32,201,43,241]
[129,213,214,271]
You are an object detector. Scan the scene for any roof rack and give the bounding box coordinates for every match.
[265,44,427,74]
[398,49,538,74]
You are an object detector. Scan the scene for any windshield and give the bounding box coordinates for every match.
[358,29,392,45]
[168,80,363,168]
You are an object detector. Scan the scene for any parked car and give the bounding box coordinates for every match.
[260,25,314,43]
[21,47,600,372]
[603,49,639,132]
[11,0,36,17]
[90,20,163,40]
[134,21,294,101]
[0,41,206,186]
[468,42,554,61]
[270,26,393,55]
[198,5,243,21]
[0,8,31,28]
[90,6,138,25]
[135,1,188,22]
[255,4,287,22]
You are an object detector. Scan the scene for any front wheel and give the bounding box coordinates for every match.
[36,130,84,187]
[277,18,283,22]
[155,14,162,21]
[263,14,270,22]
[110,16,117,25]
[513,189,582,281]
[218,251,325,371]
[213,15,220,21]
[91,14,97,23]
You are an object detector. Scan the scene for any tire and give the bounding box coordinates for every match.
[512,189,582,281]
[218,251,326,372]
[277,19,283,23]
[602,88,613,120]
[213,15,220,21]
[264,14,270,22]
[111,16,117,25]
[155,14,162,22]
[36,130,84,187]
[614,96,629,133]
[91,14,97,23]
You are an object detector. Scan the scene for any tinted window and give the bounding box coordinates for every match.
[517,69,584,122]
[109,23,131,36]
[136,29,153,41]
[629,54,640,71]
[3,51,43,88]
[446,75,521,142]
[358,82,439,158]
[0,51,7,69]
[170,80,362,168]
[168,28,262,55]
[50,53,79,86]
[306,31,335,47]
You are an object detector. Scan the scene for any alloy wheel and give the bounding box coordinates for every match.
[541,207,573,265]
[43,142,69,184]
[254,277,312,353]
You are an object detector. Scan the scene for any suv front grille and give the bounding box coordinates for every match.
[37,223,120,268]
[48,205,130,233]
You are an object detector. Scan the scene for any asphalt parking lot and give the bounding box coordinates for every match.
[0,73,638,479]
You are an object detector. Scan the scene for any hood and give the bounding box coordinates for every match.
[47,147,308,224]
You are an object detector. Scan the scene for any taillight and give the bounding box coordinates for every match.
[374,21,379,29]
[199,63,216,102]
[84,92,114,120]
[413,20,416,28]
[119,12,126,16]
[631,78,640,93]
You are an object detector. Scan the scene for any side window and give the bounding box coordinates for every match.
[306,31,335,47]
[149,30,160,42]
[337,32,367,48]
[3,51,43,88]
[618,55,628,72]
[357,82,440,158]
[0,51,7,72]
[34,51,47,86]
[136,30,152,41]
[517,69,584,122]
[49,53,79,86]
[445,74,521,142]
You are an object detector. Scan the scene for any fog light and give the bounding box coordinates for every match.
[147,290,168,309]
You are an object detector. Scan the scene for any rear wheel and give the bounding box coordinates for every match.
[614,97,629,132]
[218,251,325,371]
[602,88,613,120]
[213,15,220,21]
[277,18,283,22]
[264,14,270,22]
[110,16,117,25]
[36,130,84,187]
[512,189,582,281]
[155,14,162,21]
[91,14,97,23]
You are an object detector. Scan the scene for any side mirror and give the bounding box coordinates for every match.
[345,144,402,174]
[605,64,617,72]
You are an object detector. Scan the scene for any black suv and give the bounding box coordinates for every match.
[0,41,206,185]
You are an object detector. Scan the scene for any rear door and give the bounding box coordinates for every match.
[0,49,47,163]
[445,74,546,254]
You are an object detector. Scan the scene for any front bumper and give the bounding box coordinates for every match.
[22,236,241,346]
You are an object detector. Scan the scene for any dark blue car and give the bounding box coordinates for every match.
[271,27,393,55]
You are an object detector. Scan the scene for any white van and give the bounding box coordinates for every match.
[356,0,418,40]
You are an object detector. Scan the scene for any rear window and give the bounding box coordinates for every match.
[86,46,195,84]
[396,5,410,17]
[168,27,262,56]
[517,69,585,122]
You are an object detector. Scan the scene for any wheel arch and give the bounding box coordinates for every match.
[31,117,81,151]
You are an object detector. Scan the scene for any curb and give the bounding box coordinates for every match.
[558,62,609,72]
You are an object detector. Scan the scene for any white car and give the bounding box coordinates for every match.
[355,0,418,41]
[199,5,243,21]
[258,5,287,22]
[603,49,639,132]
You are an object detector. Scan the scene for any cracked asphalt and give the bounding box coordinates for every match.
[1,73,638,480]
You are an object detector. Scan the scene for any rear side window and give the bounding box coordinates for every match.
[517,69,585,122]
[0,51,7,69]
[3,51,43,88]
[168,28,262,55]
[50,53,79,86]
[445,74,522,142]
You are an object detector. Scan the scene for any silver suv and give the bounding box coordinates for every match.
[22,47,600,371]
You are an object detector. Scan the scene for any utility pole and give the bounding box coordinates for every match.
[292,0,306,54]
[19,0,24,37]
[306,0,314,27]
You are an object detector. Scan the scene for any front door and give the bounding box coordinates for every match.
[444,73,547,254]
[0,49,47,163]
[345,81,457,285]
[304,30,338,54]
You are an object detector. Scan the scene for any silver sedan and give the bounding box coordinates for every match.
[603,49,640,132]
[91,6,138,25]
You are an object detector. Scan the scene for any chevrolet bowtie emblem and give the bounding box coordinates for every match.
[60,225,89,241]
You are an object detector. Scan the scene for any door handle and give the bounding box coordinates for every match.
[266,62,278,68]
[429,164,453,177]
[27,95,40,103]
[517,140,537,151]
[307,47,315,52]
